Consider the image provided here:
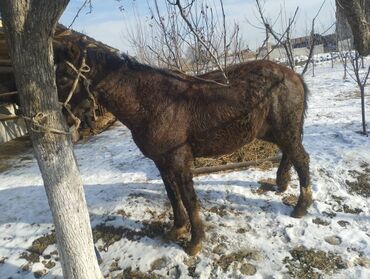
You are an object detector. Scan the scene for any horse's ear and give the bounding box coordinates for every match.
[76,36,96,53]
[53,40,68,65]
[67,41,82,63]
[74,39,87,56]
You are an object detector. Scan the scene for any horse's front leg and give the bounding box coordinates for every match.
[176,168,205,256]
[158,168,189,241]
[157,145,205,256]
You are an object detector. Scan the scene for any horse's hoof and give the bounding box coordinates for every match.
[277,186,288,193]
[290,206,308,218]
[165,226,189,241]
[291,186,313,218]
[185,242,202,256]
[276,183,289,193]
[291,200,313,218]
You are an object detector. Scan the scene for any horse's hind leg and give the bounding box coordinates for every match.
[276,153,292,192]
[258,133,291,191]
[271,125,312,217]
[281,141,312,218]
[291,145,312,218]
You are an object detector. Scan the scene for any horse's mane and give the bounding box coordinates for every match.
[86,46,123,71]
[87,47,228,87]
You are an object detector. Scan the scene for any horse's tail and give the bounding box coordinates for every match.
[299,75,309,137]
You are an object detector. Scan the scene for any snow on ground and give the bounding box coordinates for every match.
[0,61,369,279]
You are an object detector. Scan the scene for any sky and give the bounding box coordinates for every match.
[60,0,337,54]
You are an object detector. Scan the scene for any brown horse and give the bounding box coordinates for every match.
[54,39,312,256]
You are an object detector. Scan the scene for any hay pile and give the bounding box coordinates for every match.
[78,112,116,140]
[193,139,279,169]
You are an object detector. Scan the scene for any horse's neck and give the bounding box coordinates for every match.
[93,64,146,129]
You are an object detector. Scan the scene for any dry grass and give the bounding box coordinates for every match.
[79,112,116,139]
[193,139,279,169]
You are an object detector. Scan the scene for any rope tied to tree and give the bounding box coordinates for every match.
[64,54,90,105]
[22,112,75,135]
[64,50,98,121]
[22,47,96,136]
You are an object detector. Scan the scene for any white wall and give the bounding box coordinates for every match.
[0,104,28,144]
[258,44,325,60]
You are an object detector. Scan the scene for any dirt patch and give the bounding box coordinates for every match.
[20,251,40,263]
[253,179,276,194]
[33,269,48,278]
[283,246,347,278]
[282,194,298,207]
[109,259,122,273]
[212,243,228,255]
[205,203,242,219]
[342,204,363,214]
[150,257,168,271]
[42,260,56,269]
[312,218,330,226]
[193,139,278,169]
[322,211,336,218]
[354,257,370,268]
[93,224,131,251]
[240,263,257,276]
[208,205,228,217]
[19,232,57,267]
[346,164,370,198]
[216,249,262,271]
[93,221,169,251]
[113,267,164,279]
[0,256,8,264]
[0,136,32,173]
[337,220,351,227]
[28,233,56,255]
[183,256,200,277]
[236,226,251,234]
[116,209,132,218]
[330,195,364,214]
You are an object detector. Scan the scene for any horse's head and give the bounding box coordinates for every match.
[54,38,91,103]
[54,38,98,132]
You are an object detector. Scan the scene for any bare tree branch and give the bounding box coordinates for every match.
[168,0,229,83]
[68,0,93,29]
[255,0,298,69]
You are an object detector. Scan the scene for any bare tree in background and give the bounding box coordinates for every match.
[0,0,103,278]
[336,0,353,80]
[126,0,246,81]
[348,52,370,136]
[340,50,370,136]
[253,0,298,70]
[253,0,329,76]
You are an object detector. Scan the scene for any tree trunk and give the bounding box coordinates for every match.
[360,85,368,136]
[336,0,370,56]
[331,52,334,68]
[0,1,103,278]
[312,60,315,77]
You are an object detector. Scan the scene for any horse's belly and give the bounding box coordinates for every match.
[189,127,253,158]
